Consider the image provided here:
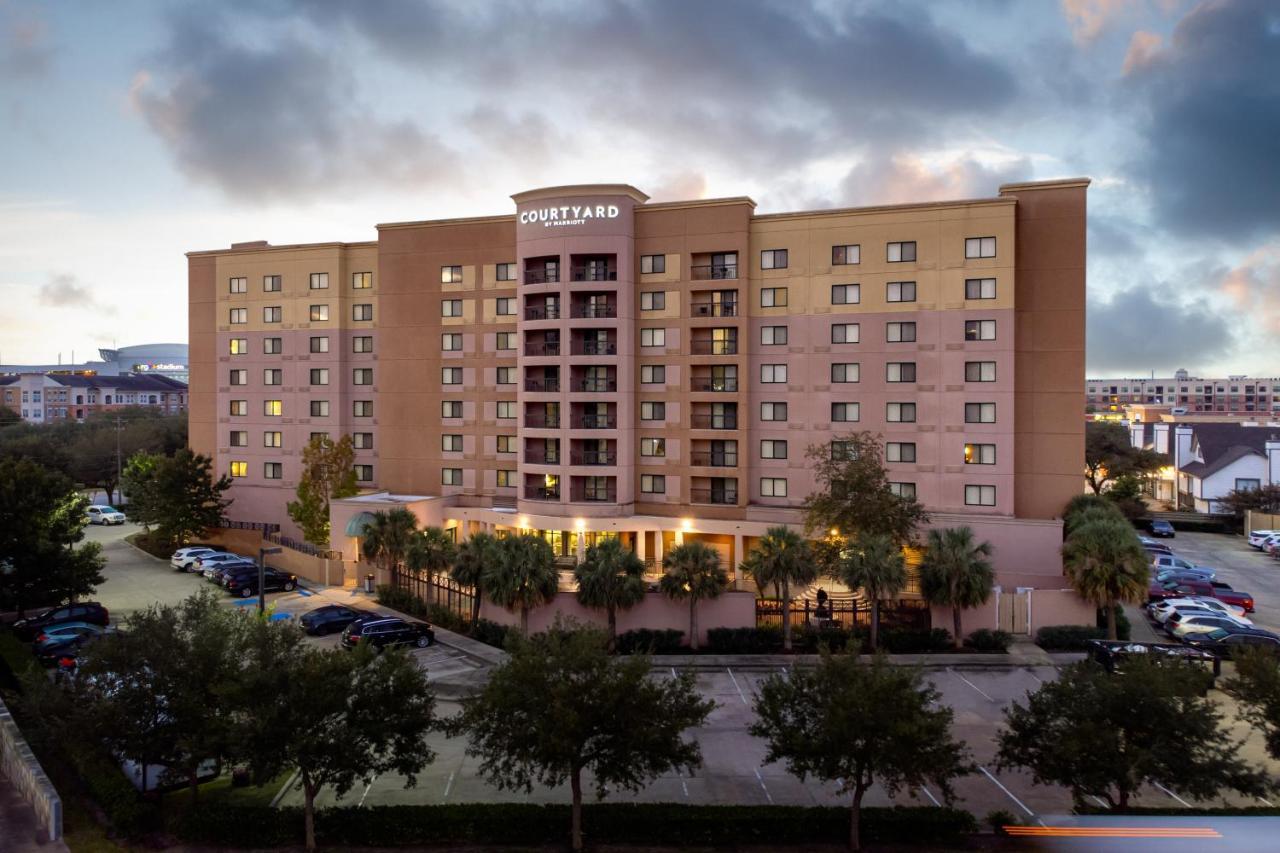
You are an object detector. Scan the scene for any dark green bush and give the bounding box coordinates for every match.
[1035,624,1106,651]
[796,624,863,652]
[425,604,468,634]
[964,628,1013,652]
[615,628,685,655]
[1096,605,1132,641]
[374,584,426,618]
[880,627,953,653]
[985,808,1020,833]
[469,619,511,650]
[705,626,784,654]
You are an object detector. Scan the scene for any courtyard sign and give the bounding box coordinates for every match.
[519,204,620,228]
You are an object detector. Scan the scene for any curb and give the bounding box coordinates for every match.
[120,533,169,564]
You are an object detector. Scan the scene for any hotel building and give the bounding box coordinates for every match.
[1088,369,1280,415]
[188,179,1092,635]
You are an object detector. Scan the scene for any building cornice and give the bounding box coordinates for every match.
[185,240,376,258]
[376,213,516,232]
[511,184,649,204]
[752,196,1014,224]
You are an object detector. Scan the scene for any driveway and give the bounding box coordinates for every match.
[1157,531,1280,635]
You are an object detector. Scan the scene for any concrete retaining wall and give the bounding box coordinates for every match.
[480,590,759,644]
[0,694,61,842]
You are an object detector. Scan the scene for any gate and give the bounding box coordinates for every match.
[997,588,1030,635]
[755,598,929,632]
[391,567,476,622]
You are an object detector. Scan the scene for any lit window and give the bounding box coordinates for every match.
[264,400,282,416]
[229,338,247,355]
[441,265,463,284]
[965,320,997,341]
[641,438,666,457]
[230,461,247,478]
[965,443,996,465]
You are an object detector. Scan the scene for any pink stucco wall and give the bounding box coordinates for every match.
[480,590,758,643]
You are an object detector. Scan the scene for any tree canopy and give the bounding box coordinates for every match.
[287,434,359,547]
[1085,421,1166,495]
[488,533,559,636]
[830,532,907,650]
[918,527,994,649]
[659,541,728,651]
[741,526,816,651]
[573,537,646,646]
[1061,517,1149,640]
[121,449,231,548]
[802,431,928,547]
[1223,647,1280,761]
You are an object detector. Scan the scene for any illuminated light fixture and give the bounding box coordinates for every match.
[830,527,840,538]
[681,518,693,531]
[575,518,586,530]
[518,516,529,528]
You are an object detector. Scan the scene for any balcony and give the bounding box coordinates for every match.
[526,487,561,501]
[690,488,738,505]
[690,377,738,392]
[525,342,561,357]
[570,303,617,319]
[525,305,561,320]
[691,264,737,280]
[574,378,617,393]
[524,451,561,465]
[571,267,618,282]
[576,487,618,502]
[524,378,560,392]
[524,416,561,429]
[691,413,738,430]
[525,268,559,284]
[572,340,618,356]
[574,414,617,429]
[691,339,737,356]
[691,301,738,317]
[690,451,738,467]
[570,450,617,465]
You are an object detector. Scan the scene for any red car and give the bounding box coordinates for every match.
[1148,580,1254,613]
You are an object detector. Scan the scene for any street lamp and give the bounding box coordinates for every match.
[258,546,283,615]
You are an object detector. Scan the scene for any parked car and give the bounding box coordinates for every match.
[1155,568,1218,584]
[1168,613,1251,640]
[300,604,365,636]
[340,616,434,651]
[1151,554,1200,573]
[195,552,254,579]
[86,505,126,525]
[1149,597,1248,622]
[1086,640,1220,687]
[223,567,298,598]
[207,560,257,585]
[170,547,221,571]
[1148,579,1254,613]
[1263,535,1280,554]
[32,622,114,665]
[1184,627,1280,658]
[1247,530,1277,548]
[1149,520,1176,538]
[1142,544,1175,559]
[12,602,110,641]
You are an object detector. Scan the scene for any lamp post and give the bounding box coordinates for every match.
[258,546,283,616]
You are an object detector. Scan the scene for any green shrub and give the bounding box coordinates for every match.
[705,626,784,654]
[374,584,426,618]
[796,624,862,653]
[965,629,1013,652]
[880,627,953,653]
[615,628,685,655]
[985,808,1020,833]
[469,619,511,650]
[1096,605,1132,640]
[1035,624,1106,651]
[425,604,468,634]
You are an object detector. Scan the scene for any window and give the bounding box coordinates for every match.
[887,281,916,303]
[761,287,788,307]
[641,438,666,457]
[230,338,247,355]
[441,265,463,284]
[965,361,997,382]
[229,277,247,293]
[886,442,916,463]
[496,401,516,419]
[264,337,283,354]
[354,465,373,483]
[641,291,665,311]
[761,402,788,421]
[889,482,916,499]
[441,333,463,352]
[353,400,373,417]
[886,362,916,383]
[831,362,860,383]
[886,322,916,342]
[353,303,373,321]
[965,237,997,259]
[761,364,788,384]
[641,365,665,384]
[496,262,516,281]
[495,297,516,316]
[229,369,247,386]
[1236,478,1262,491]
[641,401,665,420]
[353,433,373,449]
[310,400,329,417]
[832,402,860,422]
[496,435,516,454]
[641,254,666,274]
[442,468,462,486]
[442,434,463,452]
[887,402,916,422]
[965,320,997,341]
[263,368,282,385]
[353,368,373,385]
[496,469,516,488]
[309,368,329,386]
[230,400,248,416]
[229,308,247,324]
[352,335,373,353]
[230,461,247,478]
[965,402,997,423]
[965,443,996,465]
[352,271,372,289]
[832,244,860,265]
[309,431,329,443]
[494,332,516,352]
[638,474,665,494]
[264,431,283,448]
[760,440,788,459]
[264,400,282,416]
[887,241,917,262]
[229,431,248,447]
[965,484,996,506]
[761,325,788,345]
[442,367,463,385]
[441,401,462,418]
[309,272,329,290]
[761,249,788,269]
[761,477,788,497]
[496,367,516,385]
[309,304,329,321]
[310,336,329,354]
[831,323,859,344]
[640,328,665,347]
[965,278,997,300]
[832,284,860,305]
[263,275,281,292]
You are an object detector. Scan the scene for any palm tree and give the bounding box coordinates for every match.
[573,537,646,648]
[834,533,907,650]
[359,507,418,577]
[451,531,500,629]
[1062,518,1150,639]
[919,526,995,649]
[659,541,728,651]
[405,526,457,605]
[487,533,558,636]
[741,526,816,651]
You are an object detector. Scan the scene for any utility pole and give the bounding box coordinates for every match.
[115,415,123,505]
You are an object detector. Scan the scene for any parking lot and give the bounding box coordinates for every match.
[1153,530,1280,635]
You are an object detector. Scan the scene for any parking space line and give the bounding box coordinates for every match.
[671,667,678,679]
[979,766,1034,817]
[1091,795,1108,808]
[753,768,773,804]
[1154,782,1191,807]
[951,668,995,702]
[919,785,941,806]
[358,775,377,807]
[725,668,750,705]
[443,770,455,800]
[1260,796,1274,806]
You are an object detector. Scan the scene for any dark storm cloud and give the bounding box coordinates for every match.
[1087,286,1232,373]
[1128,0,1280,241]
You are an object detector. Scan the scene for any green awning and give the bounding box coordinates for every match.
[345,511,377,537]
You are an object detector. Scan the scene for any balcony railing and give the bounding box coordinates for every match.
[691,264,737,280]
[525,269,559,284]
[570,304,617,319]
[525,305,561,320]
[576,488,618,503]
[526,487,561,501]
[691,301,738,317]
[571,267,618,282]
[691,378,738,392]
[691,451,738,467]
[572,341,618,356]
[691,340,737,356]
[524,451,560,465]
[524,416,560,429]
[574,414,617,429]
[690,488,738,505]
[691,413,738,430]
[524,378,560,392]
[570,451,617,465]
[574,379,617,393]
[525,342,561,357]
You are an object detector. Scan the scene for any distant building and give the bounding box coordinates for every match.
[0,343,189,382]
[1088,369,1280,415]
[0,373,188,423]
[1127,418,1280,512]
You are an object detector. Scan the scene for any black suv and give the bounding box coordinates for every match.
[13,602,110,641]
[223,566,298,598]
[300,604,364,636]
[340,616,434,651]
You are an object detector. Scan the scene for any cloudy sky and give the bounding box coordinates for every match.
[1,0,1276,377]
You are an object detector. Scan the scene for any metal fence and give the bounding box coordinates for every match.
[391,567,476,621]
[222,520,280,534]
[265,531,339,559]
[755,597,930,632]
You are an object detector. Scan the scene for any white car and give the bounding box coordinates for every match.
[1150,597,1248,622]
[195,552,254,579]
[1158,602,1252,627]
[1247,530,1276,548]
[1171,614,1253,640]
[86,505,126,525]
[170,547,218,571]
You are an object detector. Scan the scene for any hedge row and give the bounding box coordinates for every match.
[177,802,977,847]
[374,584,510,650]
[616,628,685,655]
[1037,607,1133,651]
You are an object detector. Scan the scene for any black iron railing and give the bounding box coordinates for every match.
[525,305,561,320]
[525,378,560,392]
[690,451,738,467]
[691,264,737,280]
[689,487,738,505]
[525,268,559,284]
[691,301,738,317]
[574,379,617,392]
[571,304,617,319]
[571,451,617,465]
[571,267,618,282]
[691,340,737,355]
[575,414,617,429]
[691,413,737,430]
[572,341,618,356]
[525,342,561,357]
[691,378,738,392]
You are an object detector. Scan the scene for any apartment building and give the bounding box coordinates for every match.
[189,179,1092,633]
[0,373,188,422]
[1088,369,1280,414]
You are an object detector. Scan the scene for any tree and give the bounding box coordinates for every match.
[741,526,816,652]
[120,449,231,549]
[659,541,728,651]
[451,531,501,629]
[1085,421,1165,495]
[1223,647,1280,761]
[573,537,646,647]
[286,435,359,547]
[1105,474,1149,520]
[450,621,713,852]
[751,652,973,851]
[803,431,928,547]
[997,658,1270,809]
[405,526,457,601]
[1063,501,1128,537]
[487,533,558,636]
[831,533,906,651]
[359,507,419,576]
[1218,483,1280,518]
[919,527,995,649]
[1062,518,1150,640]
